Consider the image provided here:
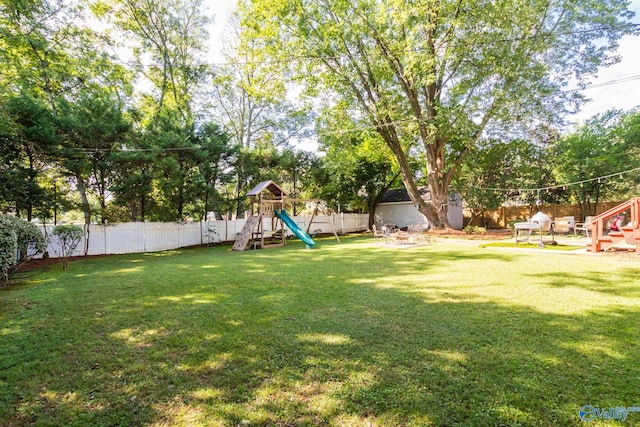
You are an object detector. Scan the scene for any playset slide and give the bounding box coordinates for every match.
[274,210,316,249]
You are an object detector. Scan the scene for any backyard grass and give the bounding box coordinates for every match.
[479,242,584,251]
[1,235,639,426]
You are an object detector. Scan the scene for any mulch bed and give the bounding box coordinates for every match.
[427,229,513,240]
[18,254,109,272]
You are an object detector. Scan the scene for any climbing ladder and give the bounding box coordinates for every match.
[232,215,261,251]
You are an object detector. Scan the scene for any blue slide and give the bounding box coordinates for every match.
[274,210,316,249]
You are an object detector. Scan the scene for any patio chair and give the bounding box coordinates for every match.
[574,216,592,237]
[372,224,385,238]
[383,224,397,233]
[407,223,431,243]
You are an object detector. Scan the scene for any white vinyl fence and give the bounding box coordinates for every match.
[40,214,369,258]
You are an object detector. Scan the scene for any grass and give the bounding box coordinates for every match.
[1,235,639,426]
[479,242,584,251]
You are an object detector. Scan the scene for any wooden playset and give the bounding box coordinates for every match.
[231,180,339,251]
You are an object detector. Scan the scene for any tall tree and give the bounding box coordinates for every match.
[552,109,640,218]
[109,129,158,221]
[208,14,313,216]
[453,139,553,227]
[148,110,201,221]
[93,0,219,221]
[93,0,211,120]
[209,15,310,149]
[240,0,638,228]
[0,93,58,220]
[55,90,132,224]
[316,107,401,225]
[1,0,133,229]
[193,122,236,220]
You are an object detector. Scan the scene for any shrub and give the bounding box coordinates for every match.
[463,225,487,234]
[2,215,47,262]
[0,216,18,285]
[52,225,83,270]
[0,215,46,285]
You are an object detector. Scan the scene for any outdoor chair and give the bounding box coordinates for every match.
[382,224,397,233]
[574,216,592,237]
[372,224,385,238]
[407,223,431,243]
[551,216,572,234]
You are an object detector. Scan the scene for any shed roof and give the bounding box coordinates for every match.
[379,187,431,204]
[247,180,287,197]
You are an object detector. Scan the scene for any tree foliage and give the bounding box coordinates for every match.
[55,89,133,225]
[93,0,211,120]
[453,139,553,226]
[0,93,58,220]
[0,215,46,285]
[314,107,401,224]
[552,109,640,217]
[0,216,18,285]
[239,0,638,228]
[209,15,311,150]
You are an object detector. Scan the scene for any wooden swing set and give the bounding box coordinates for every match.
[231,180,339,251]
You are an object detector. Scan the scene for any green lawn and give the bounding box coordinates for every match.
[1,235,639,426]
[479,242,584,251]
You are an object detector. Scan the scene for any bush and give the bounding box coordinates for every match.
[463,225,487,234]
[2,215,47,262]
[0,216,18,285]
[52,225,83,270]
[0,215,46,285]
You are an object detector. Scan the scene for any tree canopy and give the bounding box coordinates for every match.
[551,109,640,217]
[239,0,638,228]
[1,0,639,228]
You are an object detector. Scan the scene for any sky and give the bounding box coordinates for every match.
[205,0,640,127]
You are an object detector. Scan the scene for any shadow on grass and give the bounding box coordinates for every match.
[526,268,640,298]
[1,238,639,426]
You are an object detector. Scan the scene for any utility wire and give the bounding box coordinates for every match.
[481,166,640,193]
[567,74,640,92]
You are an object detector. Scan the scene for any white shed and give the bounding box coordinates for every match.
[374,187,464,230]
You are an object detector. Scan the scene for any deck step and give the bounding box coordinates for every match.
[585,197,640,252]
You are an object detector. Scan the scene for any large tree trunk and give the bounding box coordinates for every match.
[427,173,453,230]
[382,131,452,229]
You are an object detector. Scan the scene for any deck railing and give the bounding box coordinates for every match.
[588,197,640,252]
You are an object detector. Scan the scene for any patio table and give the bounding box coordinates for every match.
[514,222,542,245]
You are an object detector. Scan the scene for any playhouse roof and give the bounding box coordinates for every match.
[247,180,287,197]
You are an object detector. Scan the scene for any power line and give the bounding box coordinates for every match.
[66,146,204,153]
[481,166,640,193]
[567,74,640,92]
